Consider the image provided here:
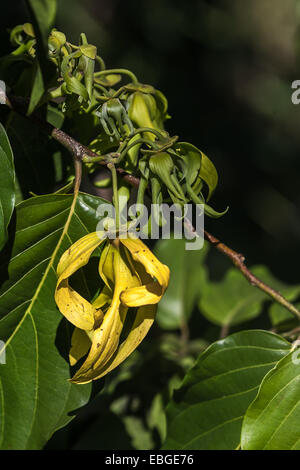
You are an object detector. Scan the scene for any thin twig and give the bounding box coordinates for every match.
[6,94,138,187]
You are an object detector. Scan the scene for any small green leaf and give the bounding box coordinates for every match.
[163,330,291,450]
[27,61,44,115]
[199,265,292,327]
[269,285,300,328]
[0,123,15,250]
[25,0,56,49]
[25,0,57,113]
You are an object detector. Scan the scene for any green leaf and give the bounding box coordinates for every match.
[0,123,15,251]
[0,192,109,449]
[162,330,291,450]
[269,286,300,328]
[241,349,300,450]
[25,0,57,113]
[154,238,208,329]
[25,0,56,51]
[199,265,294,327]
[27,61,44,115]
[269,302,300,330]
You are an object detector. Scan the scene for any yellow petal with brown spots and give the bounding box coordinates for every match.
[55,231,106,330]
[70,243,140,383]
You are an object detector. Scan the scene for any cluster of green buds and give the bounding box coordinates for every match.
[8,23,227,220]
[10,22,36,56]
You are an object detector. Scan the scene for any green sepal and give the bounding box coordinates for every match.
[79,44,97,60]
[94,74,122,87]
[149,152,185,201]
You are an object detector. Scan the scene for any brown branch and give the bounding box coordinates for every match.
[204,231,300,319]
[6,94,300,322]
[184,217,300,321]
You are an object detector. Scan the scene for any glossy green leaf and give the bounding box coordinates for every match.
[162,330,291,450]
[241,349,300,450]
[154,238,208,329]
[199,265,295,327]
[27,61,44,115]
[0,192,109,449]
[0,123,15,251]
[25,0,56,52]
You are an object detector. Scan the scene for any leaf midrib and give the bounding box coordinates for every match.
[1,191,78,448]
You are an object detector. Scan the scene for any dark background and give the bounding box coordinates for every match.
[1,0,300,281]
[1,0,300,450]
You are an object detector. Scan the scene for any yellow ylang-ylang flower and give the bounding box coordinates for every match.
[55,232,170,384]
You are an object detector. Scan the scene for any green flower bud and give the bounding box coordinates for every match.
[48,30,66,55]
[96,98,134,140]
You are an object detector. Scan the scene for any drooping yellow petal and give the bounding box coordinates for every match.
[98,241,115,289]
[57,232,105,278]
[69,327,92,366]
[70,243,140,383]
[119,236,170,307]
[84,304,157,381]
[55,231,106,330]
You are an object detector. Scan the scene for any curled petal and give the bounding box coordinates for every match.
[55,231,106,330]
[70,243,140,383]
[71,304,157,383]
[119,236,170,307]
[69,327,92,366]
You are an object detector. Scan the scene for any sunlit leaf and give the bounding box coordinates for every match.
[199,265,296,327]
[163,330,290,450]
[241,350,300,450]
